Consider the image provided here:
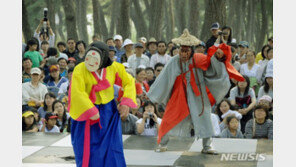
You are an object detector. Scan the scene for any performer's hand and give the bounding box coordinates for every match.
[90,113,100,120]
[118,105,129,117]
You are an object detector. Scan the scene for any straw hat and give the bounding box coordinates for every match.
[172,29,201,46]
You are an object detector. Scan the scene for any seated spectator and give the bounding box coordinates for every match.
[131,96,144,118]
[148,63,164,86]
[256,45,271,84]
[237,41,249,64]
[136,101,161,136]
[128,43,150,71]
[229,75,256,133]
[244,105,273,140]
[46,65,68,96]
[215,99,242,130]
[258,95,273,120]
[220,115,244,139]
[138,37,148,55]
[240,50,260,95]
[108,46,117,62]
[57,41,67,53]
[58,67,74,95]
[257,72,273,101]
[150,41,171,68]
[22,68,48,109]
[40,112,60,133]
[53,100,70,133]
[67,57,76,69]
[22,110,39,132]
[145,67,155,86]
[135,68,150,98]
[58,57,68,78]
[34,19,55,47]
[24,39,44,68]
[106,37,115,46]
[121,107,139,135]
[37,92,56,119]
[22,58,33,83]
[65,38,78,58]
[146,37,158,58]
[73,40,86,64]
[44,47,66,77]
[40,41,49,58]
[170,46,180,57]
[121,39,134,63]
[113,35,125,62]
[194,42,206,54]
[205,22,220,52]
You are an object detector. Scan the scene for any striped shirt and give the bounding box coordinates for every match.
[244,119,273,140]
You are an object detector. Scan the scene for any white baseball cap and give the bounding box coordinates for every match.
[122,39,134,48]
[113,34,123,41]
[30,67,41,75]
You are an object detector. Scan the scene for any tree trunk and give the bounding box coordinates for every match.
[57,7,66,42]
[168,0,175,40]
[98,0,109,41]
[189,0,199,37]
[22,0,32,43]
[148,0,164,40]
[257,0,268,52]
[109,0,118,37]
[175,0,187,35]
[200,0,227,42]
[45,0,56,35]
[92,0,101,38]
[62,0,78,41]
[131,0,148,39]
[118,0,131,39]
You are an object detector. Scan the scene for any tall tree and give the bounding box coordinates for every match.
[200,0,227,41]
[62,0,78,41]
[148,0,164,40]
[118,0,131,39]
[97,0,109,41]
[56,6,66,42]
[189,0,199,37]
[22,0,32,42]
[175,0,187,35]
[109,0,119,37]
[92,0,101,39]
[45,0,56,35]
[76,0,89,44]
[256,0,268,52]
[131,0,148,39]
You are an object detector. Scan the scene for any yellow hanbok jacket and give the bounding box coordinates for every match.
[68,61,137,121]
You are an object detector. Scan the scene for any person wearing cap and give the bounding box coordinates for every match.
[127,43,150,72]
[147,29,244,154]
[68,41,137,167]
[46,65,68,94]
[244,105,273,140]
[150,41,171,68]
[138,37,148,54]
[257,62,273,101]
[113,34,125,62]
[73,40,87,65]
[205,22,221,52]
[119,38,134,63]
[108,46,117,62]
[40,112,60,133]
[22,110,39,132]
[22,67,48,108]
[22,57,33,83]
[194,41,206,54]
[238,41,249,64]
[146,37,158,58]
[67,57,76,69]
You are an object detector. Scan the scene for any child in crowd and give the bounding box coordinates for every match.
[24,39,44,68]
[40,112,60,133]
[22,110,39,132]
[53,100,70,132]
[215,99,242,130]
[136,101,161,136]
[220,115,244,138]
[37,92,56,118]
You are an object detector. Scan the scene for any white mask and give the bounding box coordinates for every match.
[85,50,101,72]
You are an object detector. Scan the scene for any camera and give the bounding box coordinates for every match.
[43,8,48,21]
[148,112,153,119]
[218,31,227,36]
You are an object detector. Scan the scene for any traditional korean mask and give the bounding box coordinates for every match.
[85,50,101,72]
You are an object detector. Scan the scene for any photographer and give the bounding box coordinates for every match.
[136,101,161,136]
[34,9,55,47]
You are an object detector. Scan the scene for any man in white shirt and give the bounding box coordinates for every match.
[150,41,171,68]
[127,43,150,71]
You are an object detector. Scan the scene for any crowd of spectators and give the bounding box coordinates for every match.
[22,20,273,140]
